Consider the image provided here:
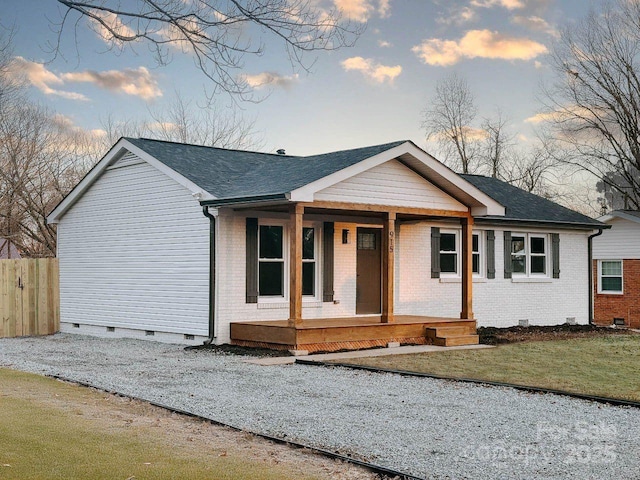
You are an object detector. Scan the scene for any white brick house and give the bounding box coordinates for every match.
[48,138,605,350]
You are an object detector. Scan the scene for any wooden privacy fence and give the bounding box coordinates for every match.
[0,259,59,338]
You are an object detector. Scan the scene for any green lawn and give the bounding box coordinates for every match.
[0,369,334,480]
[333,335,640,402]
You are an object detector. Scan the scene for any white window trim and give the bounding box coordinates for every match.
[597,259,623,295]
[257,219,323,304]
[439,229,484,279]
[511,233,550,278]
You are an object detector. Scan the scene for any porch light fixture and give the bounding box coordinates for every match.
[342,229,350,244]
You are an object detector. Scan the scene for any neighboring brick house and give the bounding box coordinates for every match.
[592,210,640,328]
[47,138,606,351]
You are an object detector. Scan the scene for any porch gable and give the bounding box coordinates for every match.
[314,159,468,212]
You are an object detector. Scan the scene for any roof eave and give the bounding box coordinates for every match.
[473,216,610,231]
[200,193,291,208]
[598,210,640,224]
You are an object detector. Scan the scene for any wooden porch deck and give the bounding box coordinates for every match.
[230,315,479,353]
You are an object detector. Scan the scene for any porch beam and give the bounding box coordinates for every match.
[289,204,304,327]
[382,212,396,323]
[461,215,474,320]
[299,201,469,218]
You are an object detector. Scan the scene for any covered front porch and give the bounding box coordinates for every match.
[231,315,479,353]
[228,199,479,353]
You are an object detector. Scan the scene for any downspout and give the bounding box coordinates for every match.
[202,206,217,344]
[587,229,605,325]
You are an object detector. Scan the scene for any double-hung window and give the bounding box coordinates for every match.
[257,223,319,300]
[439,232,458,274]
[598,260,623,294]
[439,230,483,277]
[472,233,481,275]
[259,225,285,297]
[511,234,548,276]
[302,227,316,296]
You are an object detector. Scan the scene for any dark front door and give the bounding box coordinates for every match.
[356,228,382,314]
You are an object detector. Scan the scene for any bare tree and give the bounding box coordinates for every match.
[542,0,640,210]
[422,73,483,174]
[53,0,362,97]
[0,28,97,257]
[481,110,513,179]
[100,92,261,150]
[0,99,96,257]
[503,145,559,198]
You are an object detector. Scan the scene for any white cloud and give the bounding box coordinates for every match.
[470,0,524,9]
[341,56,402,84]
[6,58,162,101]
[50,114,106,139]
[512,15,559,38]
[437,7,476,25]
[412,29,547,66]
[332,0,390,22]
[378,0,391,18]
[89,10,136,44]
[378,40,392,48]
[242,72,299,90]
[61,67,162,100]
[524,106,596,124]
[333,0,372,22]
[7,57,88,101]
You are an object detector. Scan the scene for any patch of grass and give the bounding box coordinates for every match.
[335,335,640,402]
[0,369,327,480]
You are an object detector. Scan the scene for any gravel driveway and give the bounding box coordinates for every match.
[1,333,638,480]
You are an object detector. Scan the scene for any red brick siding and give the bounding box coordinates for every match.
[593,259,640,328]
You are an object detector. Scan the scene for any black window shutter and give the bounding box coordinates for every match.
[552,233,560,279]
[322,222,335,302]
[246,218,258,303]
[431,227,441,278]
[504,231,512,279]
[486,230,495,279]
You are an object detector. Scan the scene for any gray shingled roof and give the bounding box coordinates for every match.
[461,174,603,228]
[124,138,603,228]
[125,137,407,201]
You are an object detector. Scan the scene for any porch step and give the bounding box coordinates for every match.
[432,334,480,347]
[425,325,476,338]
[425,326,479,347]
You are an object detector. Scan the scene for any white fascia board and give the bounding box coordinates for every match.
[598,211,640,224]
[399,144,504,216]
[289,141,505,217]
[47,138,215,223]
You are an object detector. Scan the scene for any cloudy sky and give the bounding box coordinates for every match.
[1,0,590,156]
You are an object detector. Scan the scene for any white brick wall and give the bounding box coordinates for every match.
[396,222,590,327]
[215,214,363,343]
[215,214,591,343]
